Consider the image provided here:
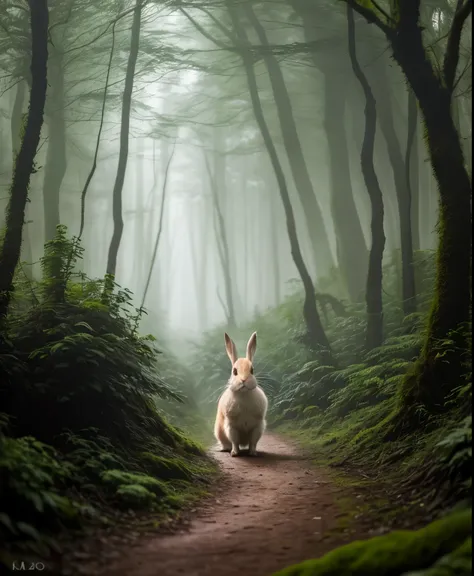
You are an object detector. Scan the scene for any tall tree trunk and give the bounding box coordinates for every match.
[204,147,236,328]
[460,97,471,175]
[132,137,146,292]
[241,169,249,310]
[349,1,473,414]
[418,142,433,250]
[347,4,385,350]
[323,73,368,301]
[11,81,25,156]
[391,21,472,409]
[228,4,332,356]
[243,3,335,278]
[371,62,417,316]
[42,48,66,242]
[106,0,142,277]
[0,0,48,321]
[11,81,34,279]
[140,143,175,311]
[406,89,420,252]
[189,193,209,332]
[269,181,282,306]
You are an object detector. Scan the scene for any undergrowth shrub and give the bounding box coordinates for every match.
[0,227,216,563]
[193,250,471,505]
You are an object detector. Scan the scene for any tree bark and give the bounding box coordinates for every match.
[244,3,335,278]
[349,0,472,412]
[11,81,25,157]
[106,0,142,277]
[269,181,282,307]
[323,73,368,301]
[204,145,236,329]
[370,62,417,316]
[229,4,332,356]
[140,143,175,312]
[0,0,48,321]
[406,89,420,252]
[347,4,385,350]
[132,137,146,291]
[190,192,209,332]
[11,81,34,279]
[391,17,472,408]
[42,48,67,242]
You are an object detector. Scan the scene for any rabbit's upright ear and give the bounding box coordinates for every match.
[246,332,257,362]
[224,333,238,364]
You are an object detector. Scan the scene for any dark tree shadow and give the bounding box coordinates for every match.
[213,447,308,463]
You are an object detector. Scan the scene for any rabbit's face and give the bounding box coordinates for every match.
[228,358,257,392]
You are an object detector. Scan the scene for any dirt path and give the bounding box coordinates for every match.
[100,433,356,576]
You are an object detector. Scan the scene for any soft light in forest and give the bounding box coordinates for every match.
[0,1,471,575]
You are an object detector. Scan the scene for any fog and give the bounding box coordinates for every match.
[0,0,470,347]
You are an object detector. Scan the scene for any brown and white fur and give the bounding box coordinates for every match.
[214,332,268,457]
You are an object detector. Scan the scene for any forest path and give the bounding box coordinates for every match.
[101,433,354,576]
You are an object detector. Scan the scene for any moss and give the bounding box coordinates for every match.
[272,509,471,576]
[115,484,157,508]
[403,537,471,575]
[100,469,167,496]
[402,537,472,576]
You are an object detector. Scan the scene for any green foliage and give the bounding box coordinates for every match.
[115,484,157,508]
[193,250,470,508]
[272,509,471,576]
[434,416,472,492]
[404,538,472,576]
[0,433,86,558]
[0,227,216,560]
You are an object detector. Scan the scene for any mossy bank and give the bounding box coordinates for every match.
[0,228,218,570]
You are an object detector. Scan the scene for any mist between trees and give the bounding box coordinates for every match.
[0,0,471,573]
[0,0,469,338]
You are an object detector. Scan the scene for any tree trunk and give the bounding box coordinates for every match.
[228,4,332,356]
[269,181,282,306]
[371,62,417,316]
[243,3,335,279]
[406,89,420,252]
[0,0,48,321]
[106,0,142,277]
[140,143,175,311]
[388,10,472,410]
[205,146,236,328]
[42,48,66,242]
[347,4,385,350]
[11,81,25,157]
[11,81,34,279]
[190,193,209,332]
[241,169,249,310]
[323,73,368,301]
[132,137,146,292]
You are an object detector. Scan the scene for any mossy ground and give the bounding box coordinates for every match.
[272,509,472,576]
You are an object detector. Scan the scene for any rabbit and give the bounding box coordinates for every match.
[214,331,268,457]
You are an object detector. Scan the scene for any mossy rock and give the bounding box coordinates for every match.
[272,509,471,576]
[115,484,157,508]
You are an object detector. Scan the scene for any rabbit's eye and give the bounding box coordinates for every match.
[233,368,238,376]
[250,367,254,374]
